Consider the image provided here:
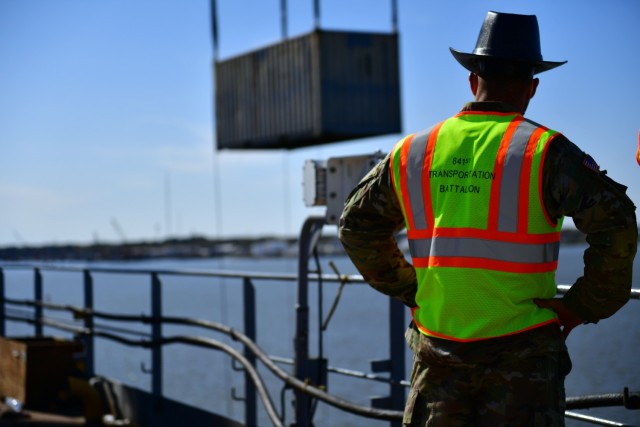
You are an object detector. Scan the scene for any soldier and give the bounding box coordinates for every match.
[339,11,637,426]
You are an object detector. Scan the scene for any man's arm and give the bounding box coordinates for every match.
[541,136,638,325]
[339,154,418,307]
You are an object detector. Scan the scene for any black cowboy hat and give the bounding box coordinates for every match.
[450,11,567,76]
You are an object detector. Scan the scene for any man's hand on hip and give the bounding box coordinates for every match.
[534,298,584,338]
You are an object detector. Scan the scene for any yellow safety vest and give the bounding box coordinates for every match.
[390,111,564,341]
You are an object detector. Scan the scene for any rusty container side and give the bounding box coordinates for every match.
[215,30,401,150]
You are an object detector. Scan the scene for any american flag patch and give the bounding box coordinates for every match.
[582,155,600,172]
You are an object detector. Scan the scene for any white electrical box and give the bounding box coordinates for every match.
[303,152,384,224]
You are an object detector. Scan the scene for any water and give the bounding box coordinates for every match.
[2,245,639,426]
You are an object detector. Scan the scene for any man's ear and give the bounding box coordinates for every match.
[469,73,479,96]
[529,77,540,99]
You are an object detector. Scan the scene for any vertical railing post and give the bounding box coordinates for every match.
[0,268,5,336]
[370,298,407,421]
[34,268,43,337]
[388,298,406,427]
[151,272,163,405]
[294,216,325,427]
[83,270,95,378]
[243,277,257,426]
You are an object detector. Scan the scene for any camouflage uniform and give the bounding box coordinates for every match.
[339,102,637,426]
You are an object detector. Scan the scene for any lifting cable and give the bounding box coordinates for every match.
[321,261,349,331]
[210,0,400,60]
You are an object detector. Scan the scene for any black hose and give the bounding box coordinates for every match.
[10,299,639,422]
[7,314,285,427]
[5,302,404,421]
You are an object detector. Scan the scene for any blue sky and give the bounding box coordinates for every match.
[1,0,639,247]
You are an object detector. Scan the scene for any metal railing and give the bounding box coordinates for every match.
[0,261,638,427]
[0,260,408,426]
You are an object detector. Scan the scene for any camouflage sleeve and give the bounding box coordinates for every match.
[338,153,418,307]
[542,135,638,322]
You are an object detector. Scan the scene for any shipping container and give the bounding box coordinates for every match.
[215,29,401,150]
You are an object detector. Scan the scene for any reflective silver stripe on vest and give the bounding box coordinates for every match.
[408,237,560,263]
[497,120,539,232]
[406,129,432,230]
